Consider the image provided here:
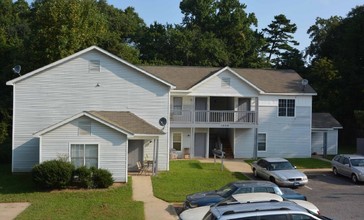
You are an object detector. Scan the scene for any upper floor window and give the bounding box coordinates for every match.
[173,97,182,115]
[221,77,231,88]
[89,60,100,72]
[278,99,295,117]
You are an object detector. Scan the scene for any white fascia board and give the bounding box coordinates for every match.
[262,92,317,96]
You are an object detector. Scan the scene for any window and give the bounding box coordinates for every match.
[173,97,182,115]
[221,77,231,88]
[172,133,182,151]
[78,120,91,136]
[257,133,267,151]
[89,60,100,72]
[70,144,98,168]
[278,99,295,117]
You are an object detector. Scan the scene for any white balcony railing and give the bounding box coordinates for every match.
[170,110,256,124]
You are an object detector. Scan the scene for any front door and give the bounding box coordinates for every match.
[238,98,251,122]
[194,133,207,157]
[128,140,144,171]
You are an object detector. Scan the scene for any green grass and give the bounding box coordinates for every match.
[0,164,144,220]
[244,158,331,169]
[152,160,248,202]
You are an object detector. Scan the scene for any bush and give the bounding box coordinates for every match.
[91,167,114,188]
[32,160,74,189]
[73,166,93,188]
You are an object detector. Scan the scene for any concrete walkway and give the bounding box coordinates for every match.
[0,202,30,220]
[132,175,178,220]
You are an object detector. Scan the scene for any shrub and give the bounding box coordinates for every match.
[73,166,93,188]
[91,167,114,188]
[32,159,74,189]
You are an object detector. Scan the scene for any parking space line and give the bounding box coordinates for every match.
[304,185,313,190]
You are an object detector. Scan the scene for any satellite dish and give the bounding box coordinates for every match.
[301,79,308,91]
[159,117,167,126]
[12,65,21,76]
[301,79,308,86]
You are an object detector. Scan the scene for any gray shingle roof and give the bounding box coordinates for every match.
[312,113,342,129]
[87,111,164,135]
[139,66,316,94]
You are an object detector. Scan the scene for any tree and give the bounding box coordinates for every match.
[29,0,108,67]
[262,14,299,68]
[305,5,364,144]
[0,0,31,145]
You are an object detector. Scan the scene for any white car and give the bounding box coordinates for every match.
[251,158,308,187]
[179,193,320,220]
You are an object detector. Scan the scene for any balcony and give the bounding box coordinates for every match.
[170,110,257,128]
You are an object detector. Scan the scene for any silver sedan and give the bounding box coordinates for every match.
[251,158,308,187]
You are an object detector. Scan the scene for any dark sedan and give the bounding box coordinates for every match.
[183,180,306,209]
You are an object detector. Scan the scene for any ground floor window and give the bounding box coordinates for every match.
[172,133,182,151]
[257,133,267,151]
[70,144,98,168]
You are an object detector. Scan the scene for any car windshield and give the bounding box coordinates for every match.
[269,162,294,170]
[350,159,364,167]
[216,184,237,198]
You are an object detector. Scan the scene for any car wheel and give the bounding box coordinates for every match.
[333,167,338,176]
[269,176,276,183]
[352,174,358,184]
[253,168,258,177]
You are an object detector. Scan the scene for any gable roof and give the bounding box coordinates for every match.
[6,46,175,89]
[139,66,316,94]
[312,113,343,130]
[34,111,164,137]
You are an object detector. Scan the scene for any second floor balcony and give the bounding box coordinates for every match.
[170,110,257,128]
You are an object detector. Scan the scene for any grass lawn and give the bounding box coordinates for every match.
[244,158,331,169]
[0,164,144,220]
[152,160,248,202]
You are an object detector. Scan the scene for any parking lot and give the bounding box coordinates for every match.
[295,171,364,219]
[250,169,364,219]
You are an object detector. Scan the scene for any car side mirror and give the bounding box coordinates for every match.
[345,164,350,167]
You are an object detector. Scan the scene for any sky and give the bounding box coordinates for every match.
[111,0,364,52]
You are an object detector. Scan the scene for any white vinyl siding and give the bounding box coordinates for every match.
[40,117,127,182]
[257,96,312,158]
[78,120,91,136]
[11,50,170,173]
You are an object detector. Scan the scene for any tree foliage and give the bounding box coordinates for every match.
[262,14,299,68]
[305,5,364,143]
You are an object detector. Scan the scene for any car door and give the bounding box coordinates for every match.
[341,157,351,177]
[257,160,270,180]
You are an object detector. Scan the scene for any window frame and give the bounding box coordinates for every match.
[173,97,183,115]
[278,99,295,117]
[257,133,267,152]
[69,143,99,168]
[172,132,182,152]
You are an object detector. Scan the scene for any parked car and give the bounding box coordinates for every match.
[183,180,306,209]
[331,154,364,184]
[251,158,308,187]
[180,193,328,220]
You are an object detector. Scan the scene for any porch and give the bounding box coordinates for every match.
[170,110,257,128]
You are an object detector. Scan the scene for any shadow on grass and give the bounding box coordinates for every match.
[188,162,203,169]
[0,164,39,195]
[232,172,249,180]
